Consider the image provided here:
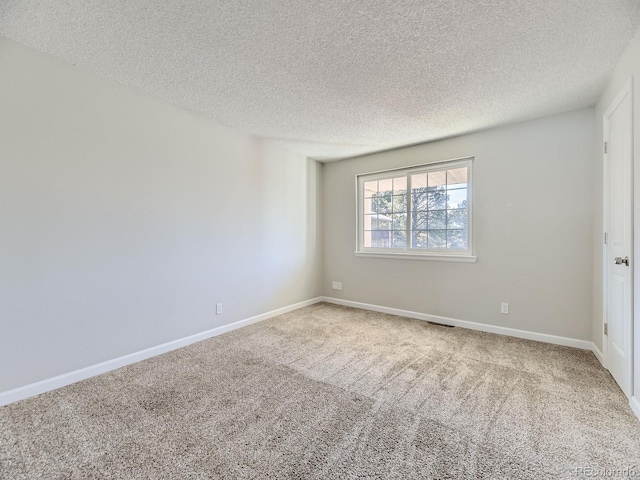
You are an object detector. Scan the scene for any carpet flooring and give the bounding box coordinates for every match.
[1,302,639,479]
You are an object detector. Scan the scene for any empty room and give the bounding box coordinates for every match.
[2,1,640,478]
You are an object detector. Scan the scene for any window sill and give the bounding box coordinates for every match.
[354,251,477,263]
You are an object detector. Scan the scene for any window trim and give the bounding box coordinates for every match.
[355,157,476,262]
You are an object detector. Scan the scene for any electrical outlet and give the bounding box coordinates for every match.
[500,303,509,315]
[332,281,342,291]
[216,303,223,315]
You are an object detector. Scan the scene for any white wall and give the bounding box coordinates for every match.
[322,109,594,341]
[592,26,640,402]
[0,38,322,393]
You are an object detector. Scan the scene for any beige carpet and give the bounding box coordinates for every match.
[1,302,639,479]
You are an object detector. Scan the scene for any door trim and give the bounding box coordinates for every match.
[602,76,634,395]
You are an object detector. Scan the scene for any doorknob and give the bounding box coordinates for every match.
[614,256,630,266]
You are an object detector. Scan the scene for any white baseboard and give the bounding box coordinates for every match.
[591,342,605,367]
[631,396,640,423]
[0,297,323,407]
[321,296,592,350]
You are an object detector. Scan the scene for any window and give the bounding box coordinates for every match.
[356,158,475,262]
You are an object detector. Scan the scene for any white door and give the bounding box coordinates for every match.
[604,80,633,398]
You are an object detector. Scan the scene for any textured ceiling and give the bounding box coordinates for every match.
[2,1,640,160]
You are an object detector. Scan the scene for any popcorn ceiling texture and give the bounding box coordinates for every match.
[1,0,640,160]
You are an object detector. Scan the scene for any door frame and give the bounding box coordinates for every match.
[602,76,634,396]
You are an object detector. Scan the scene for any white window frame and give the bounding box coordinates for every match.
[355,157,476,263]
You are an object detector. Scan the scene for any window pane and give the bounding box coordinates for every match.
[428,187,447,210]
[412,230,428,249]
[413,211,428,229]
[393,176,407,192]
[377,215,391,230]
[428,230,447,249]
[391,230,406,248]
[364,214,377,230]
[447,188,467,209]
[364,198,374,214]
[370,232,380,248]
[447,209,467,229]
[411,173,427,188]
[379,178,393,194]
[427,210,446,230]
[428,170,446,188]
[375,231,390,248]
[447,167,468,188]
[373,193,392,214]
[392,213,406,230]
[363,230,373,247]
[392,195,406,213]
[447,229,468,250]
[364,181,378,197]
[412,188,428,211]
